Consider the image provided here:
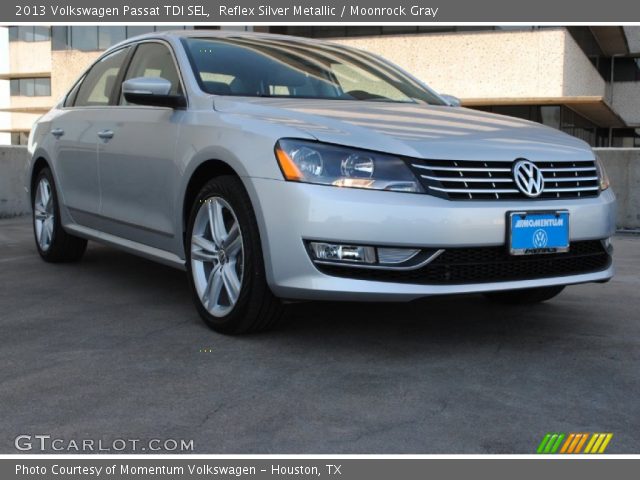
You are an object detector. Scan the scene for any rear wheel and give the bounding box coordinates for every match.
[186,176,283,334]
[483,285,565,304]
[32,168,87,262]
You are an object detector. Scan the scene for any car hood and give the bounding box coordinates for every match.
[213,97,593,161]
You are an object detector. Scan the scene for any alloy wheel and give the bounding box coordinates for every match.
[190,197,244,317]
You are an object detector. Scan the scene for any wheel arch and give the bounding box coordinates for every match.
[29,156,51,199]
[181,159,242,236]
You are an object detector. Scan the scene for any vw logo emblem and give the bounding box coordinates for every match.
[532,229,548,248]
[513,159,544,197]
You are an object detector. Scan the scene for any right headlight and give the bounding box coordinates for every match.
[274,139,423,193]
[594,154,610,191]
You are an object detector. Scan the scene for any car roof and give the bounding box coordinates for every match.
[126,29,333,45]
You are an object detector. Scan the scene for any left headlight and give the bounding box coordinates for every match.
[275,139,424,193]
[594,153,610,191]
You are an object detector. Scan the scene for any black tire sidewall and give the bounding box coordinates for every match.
[186,176,265,333]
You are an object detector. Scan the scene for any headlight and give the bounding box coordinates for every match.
[275,139,423,193]
[594,154,610,191]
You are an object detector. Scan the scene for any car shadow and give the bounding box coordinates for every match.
[77,243,596,352]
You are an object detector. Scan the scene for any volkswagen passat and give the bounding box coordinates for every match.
[26,31,616,333]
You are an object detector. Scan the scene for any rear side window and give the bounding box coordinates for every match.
[120,42,182,105]
[74,47,129,107]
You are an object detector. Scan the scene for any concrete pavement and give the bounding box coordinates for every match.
[1,216,639,453]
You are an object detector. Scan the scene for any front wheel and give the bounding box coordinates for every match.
[186,176,284,334]
[483,285,565,304]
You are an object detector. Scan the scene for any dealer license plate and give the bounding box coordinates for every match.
[508,211,569,255]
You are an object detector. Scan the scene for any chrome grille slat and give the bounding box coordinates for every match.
[546,176,598,182]
[420,175,513,183]
[541,167,596,172]
[543,186,600,193]
[411,164,511,172]
[429,186,520,194]
[408,158,600,201]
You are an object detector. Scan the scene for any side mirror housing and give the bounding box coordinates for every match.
[440,94,461,107]
[122,77,186,108]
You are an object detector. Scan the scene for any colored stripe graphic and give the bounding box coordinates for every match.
[538,433,612,454]
[537,433,565,454]
[584,433,613,454]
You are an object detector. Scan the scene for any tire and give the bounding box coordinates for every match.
[186,175,283,334]
[483,285,565,304]
[32,167,87,263]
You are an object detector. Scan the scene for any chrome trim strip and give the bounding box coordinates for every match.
[421,175,513,183]
[314,249,445,271]
[545,176,598,182]
[411,164,511,172]
[541,166,596,172]
[543,186,600,193]
[428,186,520,194]
[64,224,185,270]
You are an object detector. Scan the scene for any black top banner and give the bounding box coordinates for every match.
[3,0,640,22]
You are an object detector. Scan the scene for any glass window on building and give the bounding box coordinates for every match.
[98,26,127,50]
[11,132,30,145]
[540,105,561,129]
[271,26,538,38]
[470,104,601,146]
[9,78,51,97]
[71,26,99,51]
[611,128,640,147]
[8,26,50,42]
[9,79,19,96]
[51,26,68,51]
[613,57,640,82]
[52,26,192,51]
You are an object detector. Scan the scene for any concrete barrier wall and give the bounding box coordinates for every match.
[595,148,640,230]
[1,146,639,228]
[0,146,29,218]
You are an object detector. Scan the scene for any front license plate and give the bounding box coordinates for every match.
[509,211,569,255]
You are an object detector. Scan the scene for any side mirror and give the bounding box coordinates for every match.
[122,77,186,108]
[440,94,461,107]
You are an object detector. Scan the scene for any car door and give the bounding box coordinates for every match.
[50,47,130,228]
[95,41,185,251]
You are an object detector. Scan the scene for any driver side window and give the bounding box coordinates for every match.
[120,42,182,105]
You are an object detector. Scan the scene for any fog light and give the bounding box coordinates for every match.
[309,242,376,264]
[601,237,613,253]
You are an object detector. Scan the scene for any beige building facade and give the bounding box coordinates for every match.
[1,26,639,147]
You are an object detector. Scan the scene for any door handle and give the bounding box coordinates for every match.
[97,130,114,140]
[51,128,64,138]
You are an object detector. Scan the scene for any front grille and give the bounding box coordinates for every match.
[408,158,600,201]
[315,240,610,285]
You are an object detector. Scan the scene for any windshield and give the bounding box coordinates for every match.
[182,36,445,105]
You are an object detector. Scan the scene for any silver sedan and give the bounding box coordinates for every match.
[27,31,616,333]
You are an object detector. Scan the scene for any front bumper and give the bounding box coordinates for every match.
[246,178,616,301]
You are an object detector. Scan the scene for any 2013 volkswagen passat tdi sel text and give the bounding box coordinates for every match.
[27,31,616,333]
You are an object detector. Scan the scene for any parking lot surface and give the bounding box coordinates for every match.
[1,216,639,453]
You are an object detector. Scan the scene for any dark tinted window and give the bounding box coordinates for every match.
[98,26,127,50]
[9,78,51,96]
[8,26,50,42]
[183,37,444,104]
[71,26,98,51]
[11,132,30,145]
[120,42,182,104]
[74,48,130,107]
